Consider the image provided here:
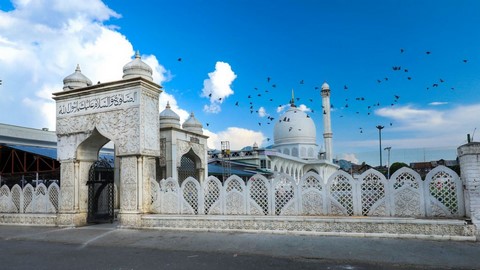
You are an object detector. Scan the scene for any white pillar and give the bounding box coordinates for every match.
[457,142,480,236]
[321,82,333,162]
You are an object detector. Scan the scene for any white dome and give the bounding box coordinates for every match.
[63,64,92,90]
[274,105,316,146]
[182,112,203,134]
[159,102,180,128]
[122,51,153,81]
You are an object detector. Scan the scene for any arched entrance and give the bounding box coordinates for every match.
[87,159,114,223]
[178,149,201,183]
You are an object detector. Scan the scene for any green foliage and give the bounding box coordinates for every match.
[389,162,409,175]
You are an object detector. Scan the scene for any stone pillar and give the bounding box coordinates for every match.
[457,142,480,235]
[57,160,86,226]
[118,155,156,228]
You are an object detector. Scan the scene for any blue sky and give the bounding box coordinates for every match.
[1,0,479,165]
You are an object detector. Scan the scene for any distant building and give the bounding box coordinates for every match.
[410,159,458,178]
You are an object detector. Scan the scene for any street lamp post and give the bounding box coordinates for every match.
[384,146,392,179]
[376,125,384,167]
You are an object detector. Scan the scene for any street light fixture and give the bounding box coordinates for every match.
[376,125,384,167]
[384,146,392,179]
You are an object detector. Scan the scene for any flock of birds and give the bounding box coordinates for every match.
[180,48,470,141]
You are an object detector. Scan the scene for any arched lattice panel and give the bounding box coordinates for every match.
[150,179,161,213]
[159,178,180,214]
[203,176,223,215]
[11,184,22,213]
[23,184,34,213]
[273,173,298,215]
[0,185,11,213]
[327,171,357,216]
[224,175,247,215]
[298,172,326,215]
[181,177,201,215]
[34,184,48,213]
[425,166,464,217]
[48,183,60,213]
[359,169,388,216]
[389,167,425,217]
[247,174,272,215]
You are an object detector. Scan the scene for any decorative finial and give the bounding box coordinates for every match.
[166,101,171,109]
[290,88,296,107]
[135,50,140,59]
[75,64,81,72]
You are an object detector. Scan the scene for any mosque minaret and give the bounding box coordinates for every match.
[321,82,333,162]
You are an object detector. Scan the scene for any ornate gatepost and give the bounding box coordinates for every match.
[457,142,480,237]
[54,53,161,227]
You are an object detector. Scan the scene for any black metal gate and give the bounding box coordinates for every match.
[87,159,114,223]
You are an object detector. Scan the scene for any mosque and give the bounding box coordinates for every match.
[207,84,339,182]
[0,52,338,188]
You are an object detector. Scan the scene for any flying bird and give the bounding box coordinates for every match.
[426,51,431,54]
[177,58,182,62]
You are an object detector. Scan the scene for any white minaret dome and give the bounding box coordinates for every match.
[273,105,316,146]
[321,82,330,90]
[122,51,153,81]
[159,102,181,129]
[63,64,92,90]
[182,112,203,134]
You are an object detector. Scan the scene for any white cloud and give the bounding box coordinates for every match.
[258,107,267,117]
[201,61,237,113]
[342,153,359,164]
[344,104,480,150]
[0,0,171,130]
[375,105,445,130]
[428,101,448,106]
[276,104,289,113]
[205,127,265,150]
[297,104,312,112]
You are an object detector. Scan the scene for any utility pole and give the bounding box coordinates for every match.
[384,146,392,179]
[221,141,231,182]
[376,125,384,167]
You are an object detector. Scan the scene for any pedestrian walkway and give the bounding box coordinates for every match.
[0,223,479,269]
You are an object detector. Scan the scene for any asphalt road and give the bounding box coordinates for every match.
[0,223,479,270]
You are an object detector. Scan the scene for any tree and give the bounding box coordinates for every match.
[389,162,409,176]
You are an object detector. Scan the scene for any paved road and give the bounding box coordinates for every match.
[0,223,479,269]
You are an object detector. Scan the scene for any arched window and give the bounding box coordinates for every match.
[292,147,299,157]
[178,150,198,184]
[300,147,306,157]
[308,147,314,157]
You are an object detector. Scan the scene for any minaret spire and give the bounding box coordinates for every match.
[321,82,333,162]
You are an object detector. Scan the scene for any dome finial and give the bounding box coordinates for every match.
[135,50,140,59]
[75,64,81,72]
[290,88,296,107]
[166,101,171,109]
[321,81,330,90]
